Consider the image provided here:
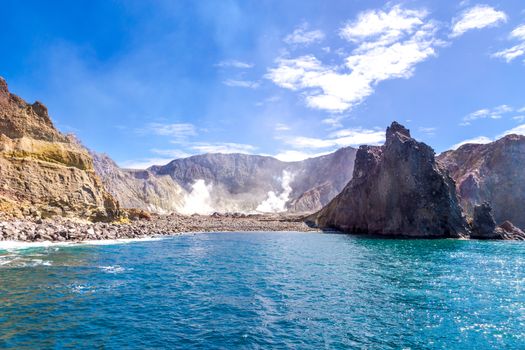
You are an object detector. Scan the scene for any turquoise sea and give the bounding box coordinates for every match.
[0,232,524,349]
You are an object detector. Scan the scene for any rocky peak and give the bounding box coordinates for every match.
[31,101,53,126]
[313,122,468,238]
[386,121,411,141]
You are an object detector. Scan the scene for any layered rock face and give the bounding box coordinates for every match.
[91,152,186,214]
[0,77,119,220]
[314,122,469,238]
[438,135,525,229]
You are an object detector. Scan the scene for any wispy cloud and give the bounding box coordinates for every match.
[461,104,513,125]
[493,24,525,63]
[418,127,437,136]
[451,136,492,150]
[267,5,439,113]
[282,127,384,149]
[451,124,525,150]
[284,23,325,46]
[188,142,257,154]
[223,79,260,89]
[451,5,507,37]
[141,122,197,139]
[275,123,290,131]
[498,124,525,138]
[119,157,174,169]
[215,60,254,68]
[273,150,331,162]
[151,148,192,159]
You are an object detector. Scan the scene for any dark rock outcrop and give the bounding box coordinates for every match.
[0,77,119,221]
[438,135,525,230]
[471,202,501,239]
[313,122,469,238]
[471,202,525,240]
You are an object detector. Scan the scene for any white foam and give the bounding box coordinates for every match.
[0,236,166,251]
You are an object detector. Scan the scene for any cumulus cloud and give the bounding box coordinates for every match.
[223,79,260,89]
[215,60,254,68]
[267,5,439,113]
[461,104,513,125]
[451,5,507,37]
[284,24,325,46]
[493,24,525,62]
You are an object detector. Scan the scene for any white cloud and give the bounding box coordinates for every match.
[267,5,439,113]
[215,60,254,69]
[451,124,525,150]
[151,148,192,159]
[461,104,513,125]
[284,24,325,46]
[223,79,260,89]
[189,142,257,154]
[283,127,384,149]
[418,127,437,135]
[142,123,197,139]
[493,24,525,63]
[275,123,290,131]
[513,115,525,122]
[119,157,174,169]
[498,124,525,138]
[451,5,507,37]
[451,136,492,150]
[273,150,332,162]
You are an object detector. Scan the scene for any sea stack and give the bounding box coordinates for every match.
[313,122,469,238]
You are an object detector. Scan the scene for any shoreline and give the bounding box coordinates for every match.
[0,213,319,243]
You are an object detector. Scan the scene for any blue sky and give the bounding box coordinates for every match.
[1,0,525,168]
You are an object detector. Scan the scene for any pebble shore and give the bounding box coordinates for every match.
[0,213,318,242]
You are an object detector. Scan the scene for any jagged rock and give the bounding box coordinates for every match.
[0,76,119,221]
[313,122,469,238]
[438,135,525,230]
[498,221,525,240]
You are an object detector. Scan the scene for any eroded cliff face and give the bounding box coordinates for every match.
[438,135,525,230]
[314,122,469,238]
[91,152,186,214]
[0,77,119,220]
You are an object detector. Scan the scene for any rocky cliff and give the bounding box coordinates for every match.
[438,135,525,229]
[147,147,357,213]
[314,122,469,238]
[0,77,119,220]
[91,152,187,214]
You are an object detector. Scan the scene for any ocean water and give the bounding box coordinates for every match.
[0,232,524,349]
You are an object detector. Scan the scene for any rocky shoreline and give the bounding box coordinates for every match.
[0,213,318,243]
